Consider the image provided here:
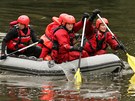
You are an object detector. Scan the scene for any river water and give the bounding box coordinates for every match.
[0,0,135,101]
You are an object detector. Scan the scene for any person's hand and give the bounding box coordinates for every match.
[89,9,101,22]
[82,12,90,22]
[79,46,83,52]
[116,44,125,51]
[118,44,125,50]
[70,46,83,52]
[0,54,7,59]
[38,39,44,44]
[92,9,101,15]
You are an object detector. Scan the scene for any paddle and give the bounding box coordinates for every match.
[0,41,38,59]
[97,14,135,72]
[74,18,87,84]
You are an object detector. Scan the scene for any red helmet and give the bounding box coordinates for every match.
[59,13,68,20]
[52,13,68,25]
[96,18,109,28]
[17,15,30,27]
[62,15,76,25]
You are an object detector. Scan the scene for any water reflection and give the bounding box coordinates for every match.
[127,74,135,94]
[0,74,122,101]
[40,84,54,101]
[1,0,135,60]
[0,0,135,100]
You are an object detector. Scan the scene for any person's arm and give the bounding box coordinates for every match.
[106,32,120,50]
[1,28,17,54]
[30,28,39,42]
[85,9,100,39]
[73,13,90,33]
[55,29,71,51]
[89,9,101,22]
[1,40,7,54]
[73,21,83,33]
[0,40,7,59]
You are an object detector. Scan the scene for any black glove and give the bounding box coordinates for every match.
[116,44,125,51]
[79,46,83,52]
[70,46,83,52]
[92,9,101,15]
[82,12,90,22]
[52,41,58,50]
[89,9,101,22]
[38,39,44,44]
[0,54,7,59]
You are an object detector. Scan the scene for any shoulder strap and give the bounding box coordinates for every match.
[86,38,95,51]
[96,31,107,50]
[53,25,64,34]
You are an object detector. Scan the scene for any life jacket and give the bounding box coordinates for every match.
[45,22,60,39]
[40,34,53,49]
[40,21,60,50]
[87,31,108,52]
[52,26,75,51]
[96,32,107,50]
[7,26,31,50]
[54,26,75,40]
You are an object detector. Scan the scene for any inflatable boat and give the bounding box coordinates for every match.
[0,54,125,76]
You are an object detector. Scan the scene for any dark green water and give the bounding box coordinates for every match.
[0,0,135,100]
